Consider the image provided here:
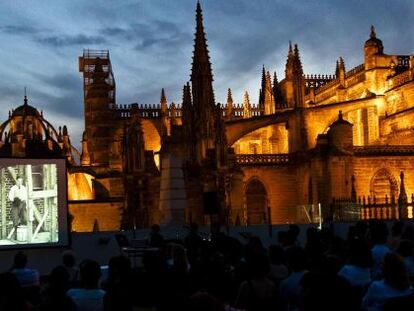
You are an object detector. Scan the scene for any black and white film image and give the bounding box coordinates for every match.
[0,164,59,245]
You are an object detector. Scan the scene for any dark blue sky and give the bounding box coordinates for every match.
[0,0,412,148]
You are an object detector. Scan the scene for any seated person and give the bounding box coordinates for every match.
[10,251,39,288]
[362,253,412,311]
[67,260,105,311]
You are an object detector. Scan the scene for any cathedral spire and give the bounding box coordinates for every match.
[160,88,168,136]
[243,91,251,119]
[191,1,213,83]
[370,25,376,38]
[190,0,216,161]
[226,88,233,119]
[160,88,167,114]
[335,60,340,77]
[294,44,303,76]
[160,88,166,103]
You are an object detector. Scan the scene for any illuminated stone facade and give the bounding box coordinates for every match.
[74,5,414,228]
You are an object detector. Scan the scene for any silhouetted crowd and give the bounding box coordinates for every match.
[1,220,414,311]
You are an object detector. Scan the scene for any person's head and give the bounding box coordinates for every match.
[383,253,410,291]
[247,249,270,278]
[348,238,373,268]
[190,223,199,233]
[288,224,300,240]
[188,291,225,311]
[391,221,405,238]
[396,240,414,258]
[151,224,161,234]
[62,250,76,268]
[79,260,101,289]
[172,244,188,265]
[13,252,27,269]
[49,265,70,294]
[401,225,414,241]
[369,220,389,245]
[286,246,307,272]
[268,244,286,265]
[16,176,23,186]
[306,227,319,243]
[211,222,221,234]
[142,249,166,273]
[108,256,131,283]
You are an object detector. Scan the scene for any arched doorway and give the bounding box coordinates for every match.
[370,169,398,203]
[245,179,267,224]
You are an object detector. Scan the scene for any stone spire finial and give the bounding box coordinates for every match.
[227,88,233,104]
[24,87,28,106]
[339,57,345,70]
[335,60,340,77]
[294,44,299,56]
[338,110,343,120]
[243,91,251,119]
[370,25,376,38]
[226,88,233,119]
[288,41,293,55]
[273,71,278,85]
[398,171,408,213]
[351,175,357,202]
[160,88,166,103]
[160,88,167,115]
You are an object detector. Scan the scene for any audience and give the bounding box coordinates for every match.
[1,220,414,311]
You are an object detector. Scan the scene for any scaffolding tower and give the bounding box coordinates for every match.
[79,49,116,109]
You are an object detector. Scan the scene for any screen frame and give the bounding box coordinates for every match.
[0,157,70,250]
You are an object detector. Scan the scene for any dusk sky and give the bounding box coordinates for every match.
[0,0,413,149]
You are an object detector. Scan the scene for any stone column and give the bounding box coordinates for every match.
[159,152,186,227]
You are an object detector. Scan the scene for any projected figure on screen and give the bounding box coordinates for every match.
[8,175,28,233]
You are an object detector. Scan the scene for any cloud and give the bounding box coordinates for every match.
[0,24,41,35]
[36,34,107,47]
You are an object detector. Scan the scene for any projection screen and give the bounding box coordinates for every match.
[0,158,69,248]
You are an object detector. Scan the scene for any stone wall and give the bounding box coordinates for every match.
[241,165,300,224]
[353,156,414,198]
[69,201,123,232]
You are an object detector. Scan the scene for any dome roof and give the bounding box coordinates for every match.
[330,111,352,127]
[12,96,40,117]
[365,26,383,47]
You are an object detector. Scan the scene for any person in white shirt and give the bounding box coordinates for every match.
[8,175,28,234]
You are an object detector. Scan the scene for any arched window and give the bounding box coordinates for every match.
[245,179,267,224]
[370,169,398,203]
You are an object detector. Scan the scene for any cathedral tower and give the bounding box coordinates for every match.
[79,51,116,166]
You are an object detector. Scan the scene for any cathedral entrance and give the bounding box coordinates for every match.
[370,169,398,203]
[245,179,267,224]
